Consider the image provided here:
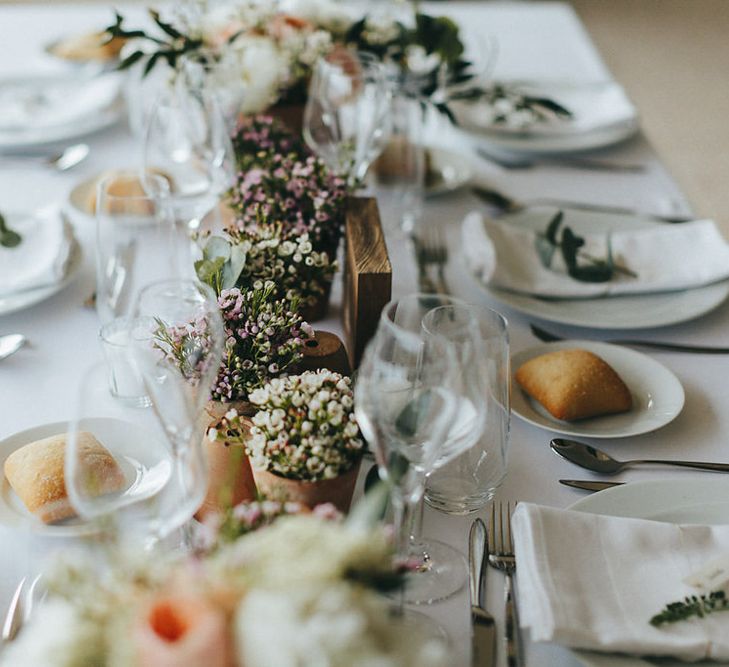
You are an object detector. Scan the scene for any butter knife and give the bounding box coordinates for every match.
[469,519,496,667]
[560,479,624,492]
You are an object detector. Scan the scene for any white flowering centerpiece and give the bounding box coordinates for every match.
[0,511,446,667]
[156,281,313,516]
[211,369,364,512]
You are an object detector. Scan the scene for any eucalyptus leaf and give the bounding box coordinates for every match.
[0,213,22,248]
[203,235,232,262]
[222,243,248,289]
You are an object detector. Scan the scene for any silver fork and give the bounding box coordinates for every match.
[488,501,522,667]
[414,225,450,295]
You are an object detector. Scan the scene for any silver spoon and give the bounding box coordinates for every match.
[476,146,646,173]
[0,143,89,172]
[0,334,27,361]
[551,438,729,474]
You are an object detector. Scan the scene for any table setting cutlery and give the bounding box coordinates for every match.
[413,225,450,296]
[0,143,89,172]
[559,479,624,492]
[469,518,496,667]
[552,438,729,474]
[470,184,691,223]
[0,334,27,361]
[1,577,25,644]
[476,146,646,173]
[488,502,522,667]
[530,323,729,354]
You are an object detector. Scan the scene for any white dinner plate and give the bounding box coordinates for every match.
[0,73,123,149]
[452,80,639,155]
[569,478,729,667]
[511,341,684,438]
[0,418,171,537]
[467,207,729,329]
[0,238,82,317]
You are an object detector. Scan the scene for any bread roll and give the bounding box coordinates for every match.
[515,348,632,421]
[3,432,126,524]
[85,170,172,215]
[51,32,126,62]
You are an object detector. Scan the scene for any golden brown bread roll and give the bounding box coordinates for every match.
[85,170,172,215]
[50,32,126,62]
[515,348,632,421]
[3,432,126,524]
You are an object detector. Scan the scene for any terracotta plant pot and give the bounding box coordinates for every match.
[196,401,258,520]
[251,459,361,513]
[299,279,333,323]
[298,330,351,376]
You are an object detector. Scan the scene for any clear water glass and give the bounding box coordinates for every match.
[95,170,179,324]
[424,304,510,514]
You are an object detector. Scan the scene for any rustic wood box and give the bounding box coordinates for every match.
[342,197,392,368]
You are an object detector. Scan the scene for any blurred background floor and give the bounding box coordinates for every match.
[567,0,729,233]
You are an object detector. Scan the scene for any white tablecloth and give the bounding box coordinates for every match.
[1,3,728,667]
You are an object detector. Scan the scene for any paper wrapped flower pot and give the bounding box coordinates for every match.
[196,401,257,520]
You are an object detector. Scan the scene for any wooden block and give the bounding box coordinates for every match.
[299,330,352,376]
[342,197,392,368]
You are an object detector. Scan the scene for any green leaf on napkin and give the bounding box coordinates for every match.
[650,590,729,627]
[535,211,636,283]
[0,213,22,248]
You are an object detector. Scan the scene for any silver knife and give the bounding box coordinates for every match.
[469,519,496,667]
[560,479,624,492]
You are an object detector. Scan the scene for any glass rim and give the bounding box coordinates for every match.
[95,169,171,203]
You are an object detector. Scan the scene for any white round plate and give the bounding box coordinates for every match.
[467,207,729,329]
[0,239,82,317]
[0,418,170,537]
[511,341,684,438]
[484,281,729,330]
[425,147,472,197]
[569,478,729,667]
[0,74,123,149]
[452,80,639,155]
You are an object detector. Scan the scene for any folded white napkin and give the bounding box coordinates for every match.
[462,211,729,298]
[453,81,637,136]
[0,74,119,131]
[513,503,729,661]
[0,207,74,296]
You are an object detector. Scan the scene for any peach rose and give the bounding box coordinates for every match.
[133,594,234,667]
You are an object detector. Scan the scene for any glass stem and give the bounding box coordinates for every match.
[393,466,426,560]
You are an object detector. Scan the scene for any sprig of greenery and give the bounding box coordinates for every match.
[535,211,637,283]
[0,213,21,248]
[450,83,573,125]
[106,9,205,76]
[650,590,729,627]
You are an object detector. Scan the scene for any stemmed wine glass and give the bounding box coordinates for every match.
[355,294,487,604]
[65,280,224,549]
[304,49,392,187]
[143,61,236,240]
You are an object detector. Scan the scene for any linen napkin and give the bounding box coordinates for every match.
[462,211,729,298]
[0,207,74,296]
[512,503,729,661]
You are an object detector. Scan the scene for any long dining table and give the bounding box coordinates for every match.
[1,2,729,666]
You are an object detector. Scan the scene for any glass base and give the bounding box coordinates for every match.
[396,538,468,605]
[425,488,496,515]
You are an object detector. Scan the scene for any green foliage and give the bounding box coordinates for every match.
[0,213,21,248]
[650,590,729,627]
